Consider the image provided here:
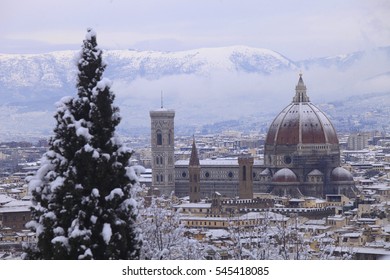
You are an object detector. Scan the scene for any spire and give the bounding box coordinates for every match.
[293,73,310,103]
[189,136,200,166]
[161,90,164,108]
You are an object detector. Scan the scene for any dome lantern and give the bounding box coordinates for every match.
[293,73,310,103]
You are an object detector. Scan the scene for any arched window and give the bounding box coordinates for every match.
[156,130,162,145]
[168,131,172,145]
[243,166,247,181]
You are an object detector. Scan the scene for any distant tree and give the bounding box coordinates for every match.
[227,212,311,260]
[23,28,140,259]
[272,214,310,260]
[139,194,205,260]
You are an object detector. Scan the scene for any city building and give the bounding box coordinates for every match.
[174,75,357,199]
[347,133,370,150]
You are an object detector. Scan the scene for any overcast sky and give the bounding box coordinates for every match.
[1,0,389,60]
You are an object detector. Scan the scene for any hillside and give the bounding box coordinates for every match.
[0,46,389,140]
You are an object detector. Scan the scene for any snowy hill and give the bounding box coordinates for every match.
[0,46,296,91]
[0,46,389,140]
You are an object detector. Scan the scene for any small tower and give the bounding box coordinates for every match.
[188,137,201,203]
[150,102,175,196]
[238,155,254,199]
[293,73,310,103]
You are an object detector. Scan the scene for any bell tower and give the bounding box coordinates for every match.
[188,137,201,203]
[238,155,254,199]
[150,102,175,196]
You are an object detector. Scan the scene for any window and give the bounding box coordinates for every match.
[243,166,246,181]
[168,131,172,145]
[156,130,162,145]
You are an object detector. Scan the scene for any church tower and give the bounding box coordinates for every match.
[188,137,201,203]
[238,155,254,199]
[150,103,175,196]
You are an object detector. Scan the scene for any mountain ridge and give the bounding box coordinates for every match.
[0,45,389,140]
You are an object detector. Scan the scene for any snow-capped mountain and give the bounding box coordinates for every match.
[0,46,296,91]
[0,45,389,140]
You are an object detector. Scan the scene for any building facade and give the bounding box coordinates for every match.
[164,76,357,199]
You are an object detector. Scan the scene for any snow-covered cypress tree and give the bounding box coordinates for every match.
[24,28,140,260]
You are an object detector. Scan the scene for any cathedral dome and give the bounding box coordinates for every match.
[265,74,338,146]
[331,167,354,182]
[272,168,298,183]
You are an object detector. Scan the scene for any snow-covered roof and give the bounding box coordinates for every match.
[289,198,304,202]
[305,219,326,225]
[205,229,230,239]
[341,232,362,238]
[0,194,15,205]
[175,158,263,166]
[333,246,390,256]
[7,188,22,193]
[0,205,30,213]
[298,224,331,231]
[174,203,212,209]
[3,199,32,208]
[239,212,265,220]
[260,168,271,175]
[181,216,228,221]
[327,215,345,221]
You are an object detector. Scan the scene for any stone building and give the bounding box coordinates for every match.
[161,75,356,199]
[150,106,175,196]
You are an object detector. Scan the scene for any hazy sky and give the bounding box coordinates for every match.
[1,0,389,60]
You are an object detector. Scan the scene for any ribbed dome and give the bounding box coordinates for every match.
[331,167,354,182]
[272,168,298,183]
[265,75,339,146]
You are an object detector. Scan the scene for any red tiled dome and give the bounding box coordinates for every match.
[265,75,339,146]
